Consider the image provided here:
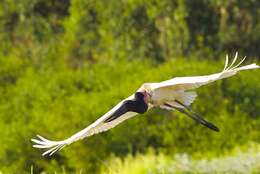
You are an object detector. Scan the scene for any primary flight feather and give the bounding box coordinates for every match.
[32,53,259,156]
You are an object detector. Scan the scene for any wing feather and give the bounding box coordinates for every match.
[32,95,142,156]
[150,53,259,91]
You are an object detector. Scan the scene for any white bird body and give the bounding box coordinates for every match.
[148,87,196,107]
[32,53,259,156]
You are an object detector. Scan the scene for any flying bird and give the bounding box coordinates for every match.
[32,53,259,156]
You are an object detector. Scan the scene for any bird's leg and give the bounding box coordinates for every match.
[164,102,219,132]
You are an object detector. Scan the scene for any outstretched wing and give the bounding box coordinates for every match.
[150,53,259,91]
[31,95,142,156]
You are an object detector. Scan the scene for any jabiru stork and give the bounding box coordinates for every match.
[32,53,259,156]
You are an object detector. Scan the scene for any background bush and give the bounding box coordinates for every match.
[0,0,259,173]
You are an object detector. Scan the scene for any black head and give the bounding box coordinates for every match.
[134,92,145,100]
[132,92,148,114]
[104,92,148,122]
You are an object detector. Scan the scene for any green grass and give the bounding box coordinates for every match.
[100,143,260,174]
[24,143,260,174]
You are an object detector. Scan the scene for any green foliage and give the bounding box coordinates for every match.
[1,0,260,62]
[0,56,260,173]
[100,144,260,174]
[0,0,260,173]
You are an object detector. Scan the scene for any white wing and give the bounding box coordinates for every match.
[31,95,147,156]
[150,53,259,91]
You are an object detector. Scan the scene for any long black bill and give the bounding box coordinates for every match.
[104,103,128,123]
[165,101,219,132]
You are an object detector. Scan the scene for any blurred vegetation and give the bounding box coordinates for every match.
[0,0,260,173]
[100,144,260,174]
